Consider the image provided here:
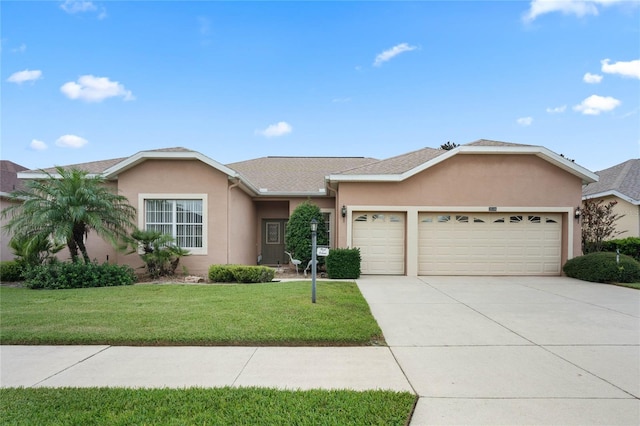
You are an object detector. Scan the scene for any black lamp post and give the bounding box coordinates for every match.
[310,218,317,303]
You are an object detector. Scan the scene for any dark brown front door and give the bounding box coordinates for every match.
[261,219,287,265]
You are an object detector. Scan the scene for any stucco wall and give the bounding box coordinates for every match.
[335,154,584,274]
[228,186,256,265]
[585,195,640,239]
[115,159,231,276]
[0,198,19,262]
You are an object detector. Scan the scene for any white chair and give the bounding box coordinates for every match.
[284,251,302,274]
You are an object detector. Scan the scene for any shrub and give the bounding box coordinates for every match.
[285,201,328,268]
[23,261,137,289]
[602,237,640,262]
[0,261,23,282]
[563,252,640,283]
[208,265,275,283]
[130,229,189,279]
[326,248,361,279]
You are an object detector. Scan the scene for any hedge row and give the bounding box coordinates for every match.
[563,252,640,283]
[0,261,23,282]
[601,237,640,262]
[23,261,137,289]
[208,265,275,283]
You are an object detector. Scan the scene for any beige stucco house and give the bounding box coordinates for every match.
[13,139,597,276]
[1,160,28,262]
[582,159,640,239]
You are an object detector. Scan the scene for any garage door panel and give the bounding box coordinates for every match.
[419,212,561,276]
[353,211,405,275]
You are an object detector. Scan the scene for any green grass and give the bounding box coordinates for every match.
[0,282,384,346]
[610,282,640,290]
[0,387,417,425]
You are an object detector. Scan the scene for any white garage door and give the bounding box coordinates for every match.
[418,213,562,275]
[353,212,405,275]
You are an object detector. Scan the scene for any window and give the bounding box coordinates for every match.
[144,198,204,250]
[455,215,469,223]
[437,215,451,223]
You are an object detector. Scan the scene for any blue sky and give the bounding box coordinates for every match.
[2,1,639,172]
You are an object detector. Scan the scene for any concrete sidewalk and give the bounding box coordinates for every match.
[0,345,412,391]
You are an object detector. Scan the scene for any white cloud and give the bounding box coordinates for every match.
[60,75,134,102]
[601,58,640,79]
[546,105,567,113]
[517,117,534,126]
[373,43,417,67]
[7,69,42,84]
[60,0,97,14]
[30,139,47,151]
[60,1,107,19]
[11,43,26,53]
[583,72,603,83]
[522,0,631,22]
[256,121,292,138]
[573,94,621,115]
[56,134,88,148]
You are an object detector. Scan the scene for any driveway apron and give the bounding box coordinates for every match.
[356,276,640,426]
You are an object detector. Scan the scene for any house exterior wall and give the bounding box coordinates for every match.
[0,198,19,261]
[228,186,256,265]
[116,159,231,276]
[335,154,583,274]
[584,195,640,239]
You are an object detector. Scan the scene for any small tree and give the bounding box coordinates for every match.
[285,201,328,267]
[439,141,459,150]
[130,229,189,278]
[581,199,625,254]
[2,167,136,264]
[9,233,64,270]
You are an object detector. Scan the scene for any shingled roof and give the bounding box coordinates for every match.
[583,159,640,204]
[228,156,378,193]
[0,160,28,194]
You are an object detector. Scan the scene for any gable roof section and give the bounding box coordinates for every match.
[328,139,598,185]
[582,159,640,204]
[228,156,378,195]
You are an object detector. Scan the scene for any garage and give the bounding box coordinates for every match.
[353,212,405,274]
[418,212,562,275]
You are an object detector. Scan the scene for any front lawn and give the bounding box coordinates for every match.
[0,281,384,346]
[0,387,417,425]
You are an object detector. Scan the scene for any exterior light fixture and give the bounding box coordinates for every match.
[574,206,581,219]
[341,205,347,218]
[310,218,318,303]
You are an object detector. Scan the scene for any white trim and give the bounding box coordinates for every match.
[320,208,335,248]
[329,146,598,185]
[138,193,208,255]
[347,205,574,276]
[583,190,639,205]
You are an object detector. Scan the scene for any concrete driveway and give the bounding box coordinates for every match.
[357,276,640,425]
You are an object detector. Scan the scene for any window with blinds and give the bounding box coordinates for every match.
[145,199,203,248]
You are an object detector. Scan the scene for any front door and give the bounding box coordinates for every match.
[261,219,287,265]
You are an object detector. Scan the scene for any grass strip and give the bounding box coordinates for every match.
[0,282,384,346]
[0,387,416,425]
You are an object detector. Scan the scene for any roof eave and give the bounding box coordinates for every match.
[255,190,329,197]
[583,190,639,205]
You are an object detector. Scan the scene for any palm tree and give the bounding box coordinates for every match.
[2,166,136,264]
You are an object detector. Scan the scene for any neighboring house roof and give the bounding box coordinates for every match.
[0,160,28,197]
[582,159,640,205]
[228,157,378,195]
[329,139,598,184]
